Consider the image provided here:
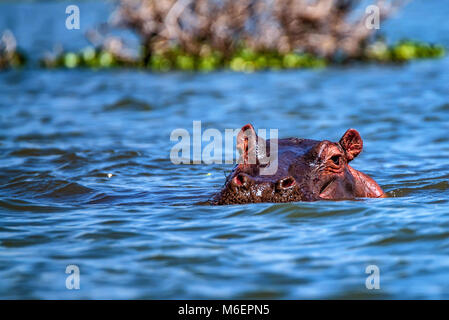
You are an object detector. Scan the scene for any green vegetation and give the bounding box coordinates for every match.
[37,40,446,72]
[148,47,327,71]
[365,40,445,63]
[39,46,327,71]
[2,40,446,72]
[40,47,137,69]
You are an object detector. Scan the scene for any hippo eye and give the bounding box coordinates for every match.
[330,155,341,166]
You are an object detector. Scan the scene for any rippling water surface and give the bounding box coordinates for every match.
[1,1,449,299]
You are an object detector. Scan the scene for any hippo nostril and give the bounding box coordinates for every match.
[320,178,335,195]
[232,173,251,188]
[277,177,296,190]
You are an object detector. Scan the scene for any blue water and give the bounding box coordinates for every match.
[1,1,449,299]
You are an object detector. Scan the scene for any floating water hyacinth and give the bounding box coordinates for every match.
[38,40,445,72]
[40,46,138,69]
[365,40,446,63]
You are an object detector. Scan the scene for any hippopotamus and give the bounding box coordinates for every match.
[210,124,384,205]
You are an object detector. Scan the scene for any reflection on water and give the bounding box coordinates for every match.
[1,1,449,299]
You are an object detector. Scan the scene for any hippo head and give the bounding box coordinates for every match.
[210,124,384,205]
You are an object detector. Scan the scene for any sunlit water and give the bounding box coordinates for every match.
[1,1,449,299]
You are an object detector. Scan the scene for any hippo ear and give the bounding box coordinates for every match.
[237,124,258,164]
[339,129,363,161]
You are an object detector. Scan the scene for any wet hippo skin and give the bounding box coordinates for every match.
[210,124,385,205]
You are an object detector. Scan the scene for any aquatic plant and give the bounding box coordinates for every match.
[0,30,26,69]
[39,45,328,71]
[40,33,142,69]
[365,40,446,62]
[38,0,446,71]
[39,39,446,72]
[40,46,138,69]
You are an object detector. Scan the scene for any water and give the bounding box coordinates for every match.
[1,1,449,299]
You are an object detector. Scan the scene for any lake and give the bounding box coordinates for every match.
[1,0,449,299]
